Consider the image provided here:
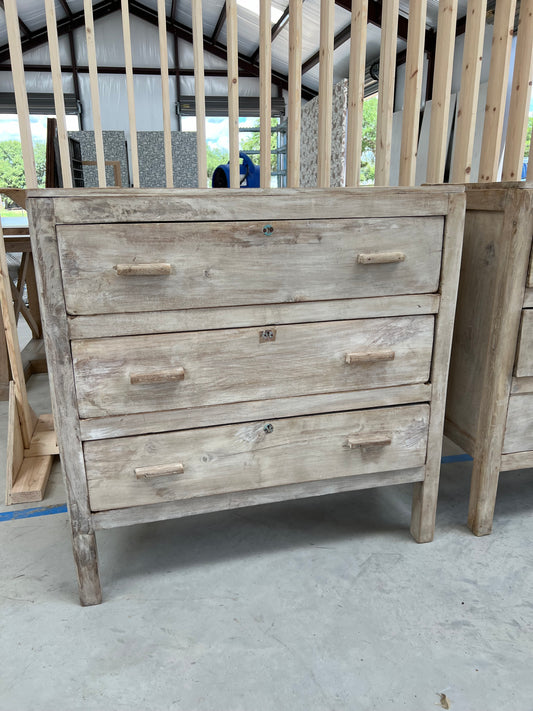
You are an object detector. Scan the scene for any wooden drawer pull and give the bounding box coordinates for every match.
[114,263,171,276]
[346,435,392,449]
[130,367,185,385]
[345,350,395,364]
[357,252,406,264]
[135,463,184,480]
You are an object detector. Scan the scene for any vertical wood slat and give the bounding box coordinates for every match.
[226,0,240,188]
[157,0,173,187]
[317,0,334,187]
[450,0,487,184]
[375,0,399,186]
[192,0,207,188]
[399,0,427,186]
[259,0,272,188]
[4,0,37,188]
[84,0,106,187]
[502,0,533,181]
[287,0,302,187]
[478,0,516,182]
[426,0,459,184]
[345,0,368,187]
[45,0,72,188]
[121,0,140,187]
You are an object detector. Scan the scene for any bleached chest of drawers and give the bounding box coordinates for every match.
[445,184,533,536]
[27,187,464,605]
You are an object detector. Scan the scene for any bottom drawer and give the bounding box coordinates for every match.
[503,393,533,454]
[85,404,430,511]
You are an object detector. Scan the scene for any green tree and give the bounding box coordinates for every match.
[0,139,46,190]
[206,144,228,183]
[360,96,377,184]
[239,118,279,170]
[525,115,533,159]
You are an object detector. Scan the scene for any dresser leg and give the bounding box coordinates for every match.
[72,531,102,606]
[409,480,437,543]
[467,458,498,536]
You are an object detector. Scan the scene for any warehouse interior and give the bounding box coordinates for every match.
[1,0,532,709]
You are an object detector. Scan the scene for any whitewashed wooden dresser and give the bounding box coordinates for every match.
[445,183,533,536]
[27,187,464,605]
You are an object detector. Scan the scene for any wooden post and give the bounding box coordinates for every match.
[375,0,399,186]
[426,0,459,184]
[226,0,240,188]
[450,0,487,184]
[260,0,272,188]
[287,0,302,187]
[345,0,368,187]
[317,0,334,187]
[478,0,516,182]
[84,0,106,187]
[121,0,140,188]
[4,0,37,188]
[192,0,207,188]
[399,0,427,186]
[158,0,173,187]
[502,0,533,181]
[45,0,73,188]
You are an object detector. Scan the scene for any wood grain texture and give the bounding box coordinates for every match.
[426,0,458,183]
[45,0,73,188]
[157,0,173,187]
[450,0,487,183]
[10,454,53,504]
[515,309,533,376]
[5,382,23,505]
[84,0,106,187]
[72,315,434,418]
[259,0,272,188]
[511,375,533,394]
[287,0,302,187]
[121,0,139,187]
[503,393,533,453]
[410,192,465,543]
[502,0,533,181]
[500,450,533,471]
[345,0,367,187]
[399,0,427,186]
[34,187,456,223]
[57,216,444,315]
[3,0,37,187]
[93,467,426,530]
[68,293,441,340]
[85,405,430,511]
[467,188,532,535]
[317,0,334,187]
[375,0,399,186]
[226,0,240,188]
[79,383,433,441]
[26,197,102,605]
[192,0,207,187]
[478,0,516,182]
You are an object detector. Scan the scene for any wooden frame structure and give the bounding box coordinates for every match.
[0,0,532,510]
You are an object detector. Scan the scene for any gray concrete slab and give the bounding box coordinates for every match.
[1,375,532,711]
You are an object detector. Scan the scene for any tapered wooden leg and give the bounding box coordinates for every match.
[467,457,499,536]
[410,478,438,543]
[72,531,102,606]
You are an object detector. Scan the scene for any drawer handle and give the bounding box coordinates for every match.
[346,435,392,449]
[130,367,185,385]
[345,350,395,364]
[114,263,171,276]
[357,252,406,264]
[135,463,184,480]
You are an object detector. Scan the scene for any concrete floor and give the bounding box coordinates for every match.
[1,374,532,711]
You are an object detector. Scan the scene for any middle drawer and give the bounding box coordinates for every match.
[72,315,434,419]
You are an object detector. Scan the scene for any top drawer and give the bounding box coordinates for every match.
[56,217,444,315]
